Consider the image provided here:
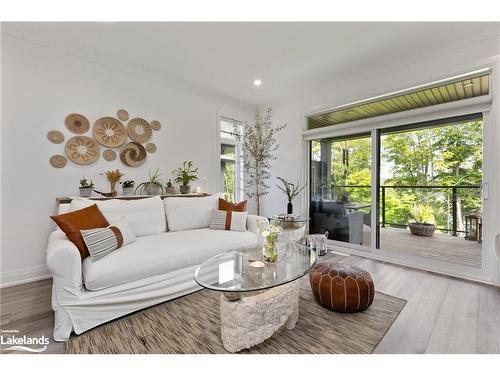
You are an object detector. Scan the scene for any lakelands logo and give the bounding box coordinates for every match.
[1,329,49,353]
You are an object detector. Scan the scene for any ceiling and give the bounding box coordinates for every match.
[308,73,490,129]
[6,22,500,107]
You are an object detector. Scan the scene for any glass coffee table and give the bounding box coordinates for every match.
[194,243,317,352]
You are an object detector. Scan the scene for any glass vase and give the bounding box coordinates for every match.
[263,238,278,263]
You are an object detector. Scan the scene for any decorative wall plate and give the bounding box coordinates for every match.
[151,120,162,131]
[127,118,152,143]
[47,130,65,144]
[65,136,100,165]
[49,154,67,168]
[120,142,147,167]
[103,149,117,161]
[145,142,156,153]
[93,117,127,148]
[117,109,129,122]
[65,114,90,134]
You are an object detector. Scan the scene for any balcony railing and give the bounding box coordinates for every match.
[331,184,481,236]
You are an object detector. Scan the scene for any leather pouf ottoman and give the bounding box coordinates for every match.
[309,263,375,313]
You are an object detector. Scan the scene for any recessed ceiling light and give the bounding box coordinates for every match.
[253,79,262,86]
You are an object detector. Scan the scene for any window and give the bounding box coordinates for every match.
[219,118,242,202]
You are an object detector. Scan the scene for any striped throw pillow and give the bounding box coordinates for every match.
[80,217,136,261]
[209,209,247,232]
[80,227,122,261]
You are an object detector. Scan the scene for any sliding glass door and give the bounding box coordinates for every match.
[377,115,483,267]
[309,114,484,268]
[310,133,372,249]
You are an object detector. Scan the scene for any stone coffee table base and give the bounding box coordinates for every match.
[220,280,300,353]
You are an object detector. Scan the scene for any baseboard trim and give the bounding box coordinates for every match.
[0,265,52,288]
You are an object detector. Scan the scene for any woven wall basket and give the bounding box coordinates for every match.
[65,114,90,134]
[65,136,100,165]
[47,130,65,144]
[93,117,127,148]
[151,120,162,131]
[127,118,152,143]
[103,149,117,161]
[116,109,129,122]
[145,143,156,153]
[49,154,67,168]
[120,142,147,167]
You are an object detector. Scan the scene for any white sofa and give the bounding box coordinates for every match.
[46,194,266,341]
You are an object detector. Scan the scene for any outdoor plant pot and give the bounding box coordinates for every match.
[144,182,162,195]
[180,185,191,194]
[408,222,436,237]
[79,187,93,197]
[166,186,176,195]
[122,187,134,196]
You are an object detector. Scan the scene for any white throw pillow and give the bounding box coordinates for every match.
[109,217,136,246]
[164,193,222,231]
[70,196,166,237]
[209,209,247,232]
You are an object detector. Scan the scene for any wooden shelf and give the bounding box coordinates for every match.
[56,193,210,204]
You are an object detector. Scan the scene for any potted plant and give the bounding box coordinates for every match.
[276,177,306,215]
[121,180,135,196]
[102,169,124,196]
[79,177,94,197]
[173,161,199,194]
[165,179,176,195]
[135,169,165,195]
[258,220,282,263]
[408,204,437,236]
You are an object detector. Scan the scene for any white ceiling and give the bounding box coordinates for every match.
[8,22,500,107]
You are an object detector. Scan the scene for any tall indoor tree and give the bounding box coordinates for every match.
[234,108,286,215]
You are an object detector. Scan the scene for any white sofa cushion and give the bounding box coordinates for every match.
[163,194,221,231]
[82,228,257,291]
[70,196,166,237]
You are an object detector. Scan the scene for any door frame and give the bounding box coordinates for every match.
[302,81,496,285]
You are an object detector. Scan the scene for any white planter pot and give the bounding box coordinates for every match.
[79,187,93,197]
[122,187,134,196]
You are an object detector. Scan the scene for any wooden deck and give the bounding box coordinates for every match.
[378,227,482,267]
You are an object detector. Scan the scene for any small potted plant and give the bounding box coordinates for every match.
[102,169,124,196]
[121,180,135,196]
[408,204,437,236]
[79,177,94,197]
[276,177,306,215]
[135,169,165,195]
[165,179,176,195]
[173,161,199,194]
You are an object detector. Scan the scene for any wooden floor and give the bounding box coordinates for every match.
[1,253,499,354]
[378,227,482,267]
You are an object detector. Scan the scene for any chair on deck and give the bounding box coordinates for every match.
[310,201,364,245]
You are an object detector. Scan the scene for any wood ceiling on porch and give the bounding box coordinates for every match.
[307,73,490,129]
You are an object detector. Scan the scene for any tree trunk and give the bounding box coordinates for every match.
[455,166,464,232]
[457,194,464,232]
[255,175,261,216]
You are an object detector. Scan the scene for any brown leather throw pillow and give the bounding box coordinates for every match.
[50,204,110,259]
[218,198,247,230]
[218,198,247,212]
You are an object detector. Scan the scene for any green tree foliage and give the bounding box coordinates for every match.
[318,119,482,233]
[223,161,235,202]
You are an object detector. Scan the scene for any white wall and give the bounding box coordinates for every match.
[263,35,500,216]
[0,34,254,286]
[262,36,500,284]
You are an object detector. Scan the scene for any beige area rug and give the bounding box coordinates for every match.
[66,278,406,354]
